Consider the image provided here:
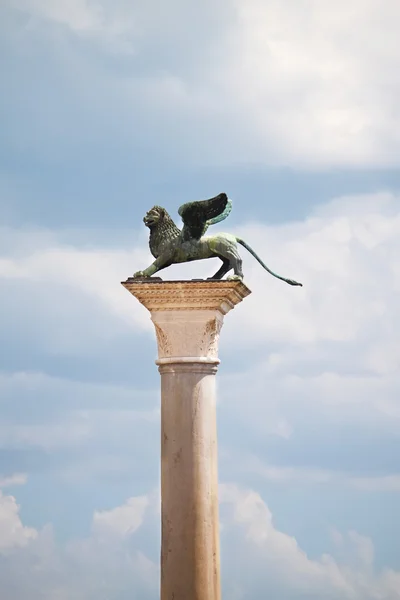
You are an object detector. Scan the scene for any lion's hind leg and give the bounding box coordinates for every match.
[211,238,244,280]
[226,249,243,280]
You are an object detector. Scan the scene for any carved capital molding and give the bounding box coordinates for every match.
[122,279,251,364]
[121,279,251,314]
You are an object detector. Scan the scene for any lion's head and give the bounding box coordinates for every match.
[143,205,166,228]
[143,205,181,258]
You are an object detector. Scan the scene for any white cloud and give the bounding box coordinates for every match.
[0,488,158,599]
[92,495,149,538]
[0,473,27,487]
[0,491,37,554]
[9,0,136,52]
[4,0,400,167]
[219,0,400,168]
[0,227,156,358]
[222,191,400,347]
[0,371,159,452]
[1,482,400,599]
[0,229,152,331]
[351,475,400,493]
[220,483,400,599]
[16,0,104,32]
[231,456,400,492]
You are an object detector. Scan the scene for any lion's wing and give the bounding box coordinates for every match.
[178,193,231,241]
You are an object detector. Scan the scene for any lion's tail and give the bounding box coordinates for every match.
[236,238,303,287]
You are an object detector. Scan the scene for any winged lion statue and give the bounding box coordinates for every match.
[133,192,302,286]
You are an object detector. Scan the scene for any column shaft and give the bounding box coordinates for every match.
[159,362,220,600]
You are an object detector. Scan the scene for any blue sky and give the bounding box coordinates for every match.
[1,1,400,598]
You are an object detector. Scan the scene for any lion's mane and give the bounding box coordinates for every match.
[148,206,181,258]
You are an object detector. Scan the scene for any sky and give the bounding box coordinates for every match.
[1,0,400,598]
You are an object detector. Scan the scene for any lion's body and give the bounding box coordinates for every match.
[159,233,237,264]
[133,201,302,286]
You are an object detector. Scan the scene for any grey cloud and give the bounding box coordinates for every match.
[2,0,400,169]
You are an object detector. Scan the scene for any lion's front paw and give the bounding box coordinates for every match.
[133,271,147,278]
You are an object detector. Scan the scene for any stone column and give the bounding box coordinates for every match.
[121,279,251,600]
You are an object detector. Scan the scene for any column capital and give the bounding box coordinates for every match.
[122,279,251,363]
[121,278,251,314]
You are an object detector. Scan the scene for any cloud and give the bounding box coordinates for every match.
[230,457,400,492]
[212,192,400,446]
[219,0,400,168]
[1,192,400,481]
[92,495,149,538]
[0,490,37,554]
[2,189,400,348]
[0,228,152,331]
[0,371,160,491]
[350,475,400,493]
[0,486,158,600]
[220,483,400,599]
[3,0,400,167]
[223,191,400,346]
[9,0,136,52]
[1,481,400,599]
[0,473,27,487]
